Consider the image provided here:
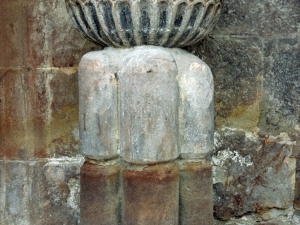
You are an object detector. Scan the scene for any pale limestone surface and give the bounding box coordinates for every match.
[78,46,214,163]
[119,48,179,163]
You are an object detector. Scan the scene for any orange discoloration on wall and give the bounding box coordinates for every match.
[122,164,179,225]
[80,162,121,225]
[0,0,99,160]
[0,69,27,159]
[0,0,24,67]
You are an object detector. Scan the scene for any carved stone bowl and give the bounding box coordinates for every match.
[66,0,223,48]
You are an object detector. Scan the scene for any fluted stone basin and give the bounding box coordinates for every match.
[65,0,223,48]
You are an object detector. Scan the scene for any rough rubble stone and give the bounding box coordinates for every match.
[212,128,295,220]
[295,158,300,210]
[122,163,179,225]
[213,207,299,225]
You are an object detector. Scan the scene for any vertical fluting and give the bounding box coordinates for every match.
[65,0,223,47]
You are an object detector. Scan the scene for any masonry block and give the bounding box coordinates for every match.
[179,161,213,225]
[80,161,121,225]
[0,0,23,67]
[23,0,100,68]
[0,69,27,159]
[122,164,179,225]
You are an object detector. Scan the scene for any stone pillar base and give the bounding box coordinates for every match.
[79,46,214,224]
[80,159,212,225]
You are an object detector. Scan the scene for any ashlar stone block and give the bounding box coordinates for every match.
[122,164,179,225]
[80,161,121,225]
[179,161,213,225]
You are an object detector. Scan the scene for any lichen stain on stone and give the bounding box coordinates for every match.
[46,105,79,157]
[213,128,295,220]
[215,91,260,130]
[189,62,202,70]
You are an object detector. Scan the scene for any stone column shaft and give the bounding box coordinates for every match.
[78,46,214,225]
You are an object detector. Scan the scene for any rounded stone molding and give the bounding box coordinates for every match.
[79,46,214,163]
[65,0,223,48]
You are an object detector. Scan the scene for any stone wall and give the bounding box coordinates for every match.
[189,1,300,224]
[0,0,299,224]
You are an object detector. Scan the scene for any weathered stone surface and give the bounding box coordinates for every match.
[0,69,27,159]
[79,50,124,159]
[213,207,299,225]
[122,164,179,225]
[295,158,300,210]
[23,0,100,68]
[170,48,214,159]
[191,37,263,130]
[79,46,214,162]
[0,159,84,225]
[0,159,83,225]
[259,38,300,135]
[0,160,4,224]
[66,0,223,48]
[80,161,120,225]
[46,69,80,157]
[0,0,24,67]
[212,128,295,220]
[1,68,80,159]
[0,0,95,160]
[4,161,30,225]
[211,0,300,37]
[30,159,82,225]
[120,47,179,163]
[179,161,213,225]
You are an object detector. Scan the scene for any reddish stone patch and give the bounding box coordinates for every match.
[0,69,26,159]
[81,161,121,225]
[122,164,179,225]
[0,0,23,67]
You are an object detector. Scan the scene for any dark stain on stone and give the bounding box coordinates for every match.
[213,129,293,220]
